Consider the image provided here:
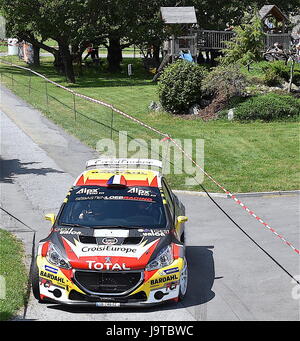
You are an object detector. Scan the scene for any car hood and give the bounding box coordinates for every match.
[53,226,172,270]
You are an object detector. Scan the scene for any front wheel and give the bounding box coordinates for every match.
[31,258,41,301]
[178,258,188,301]
[31,259,52,303]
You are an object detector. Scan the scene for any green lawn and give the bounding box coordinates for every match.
[0,229,28,321]
[0,55,299,193]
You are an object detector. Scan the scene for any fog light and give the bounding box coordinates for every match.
[154,291,164,300]
[52,289,62,298]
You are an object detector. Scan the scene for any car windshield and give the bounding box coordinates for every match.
[58,185,167,228]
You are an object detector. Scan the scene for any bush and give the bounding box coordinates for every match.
[233,93,300,121]
[203,63,248,98]
[262,61,300,86]
[158,60,206,114]
[262,61,289,86]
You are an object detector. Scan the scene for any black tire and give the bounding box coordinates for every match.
[178,258,188,301]
[31,258,41,301]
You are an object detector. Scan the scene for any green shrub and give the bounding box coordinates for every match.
[203,63,248,98]
[234,93,300,121]
[158,60,206,114]
[220,11,264,66]
[262,61,300,86]
[263,68,283,86]
[292,71,300,86]
[262,61,289,86]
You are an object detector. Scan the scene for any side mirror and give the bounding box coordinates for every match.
[45,213,56,225]
[177,216,188,224]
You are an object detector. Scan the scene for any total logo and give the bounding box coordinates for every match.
[86,260,130,271]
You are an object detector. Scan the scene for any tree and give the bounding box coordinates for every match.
[190,0,300,30]
[0,0,102,83]
[219,10,265,66]
[97,0,169,72]
[31,0,99,83]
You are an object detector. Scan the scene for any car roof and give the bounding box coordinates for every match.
[73,168,162,188]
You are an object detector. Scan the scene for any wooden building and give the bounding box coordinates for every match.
[153,6,198,80]
[197,5,291,52]
[161,6,198,59]
[153,5,292,80]
[259,5,289,33]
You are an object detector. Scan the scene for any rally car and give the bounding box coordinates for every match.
[32,158,188,307]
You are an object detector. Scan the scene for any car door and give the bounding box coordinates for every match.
[161,178,185,241]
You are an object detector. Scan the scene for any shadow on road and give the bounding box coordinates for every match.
[0,157,65,183]
[184,246,215,307]
[46,245,215,315]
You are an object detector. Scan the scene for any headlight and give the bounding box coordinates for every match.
[46,242,71,269]
[145,245,173,271]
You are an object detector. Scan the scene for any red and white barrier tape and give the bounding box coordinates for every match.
[1,58,299,256]
[168,137,299,255]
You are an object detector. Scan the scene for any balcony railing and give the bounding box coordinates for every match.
[197,30,292,51]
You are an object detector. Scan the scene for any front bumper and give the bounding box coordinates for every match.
[36,256,184,307]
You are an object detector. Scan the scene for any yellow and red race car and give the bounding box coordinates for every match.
[32,158,188,307]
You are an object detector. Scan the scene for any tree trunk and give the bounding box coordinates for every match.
[53,51,64,74]
[71,44,84,76]
[152,44,161,67]
[59,42,76,83]
[32,45,40,66]
[107,38,123,72]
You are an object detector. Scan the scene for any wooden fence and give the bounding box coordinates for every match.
[197,30,235,50]
[197,30,292,51]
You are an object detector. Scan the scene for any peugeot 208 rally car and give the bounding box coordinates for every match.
[32,158,188,307]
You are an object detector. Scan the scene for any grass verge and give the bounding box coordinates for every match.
[0,56,299,193]
[0,229,28,321]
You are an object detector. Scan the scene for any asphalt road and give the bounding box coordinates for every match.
[0,84,299,321]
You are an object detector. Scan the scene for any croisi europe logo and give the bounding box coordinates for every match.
[63,238,158,258]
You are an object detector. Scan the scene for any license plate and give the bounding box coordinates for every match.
[96,302,121,307]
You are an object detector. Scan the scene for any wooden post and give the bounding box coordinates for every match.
[171,35,175,62]
[28,71,32,96]
[73,93,77,120]
[110,108,114,140]
[45,80,49,112]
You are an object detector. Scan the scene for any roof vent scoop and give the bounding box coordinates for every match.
[107,175,127,187]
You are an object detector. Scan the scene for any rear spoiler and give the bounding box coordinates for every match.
[86,158,163,170]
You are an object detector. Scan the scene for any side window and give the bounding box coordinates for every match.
[162,179,175,220]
